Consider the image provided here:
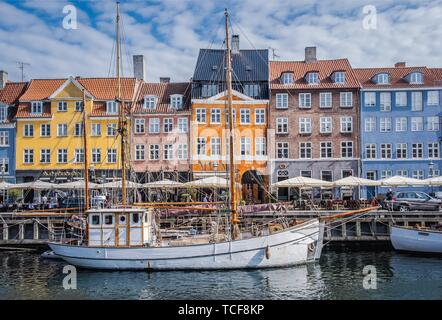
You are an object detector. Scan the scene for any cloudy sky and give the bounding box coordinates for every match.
[1,0,441,82]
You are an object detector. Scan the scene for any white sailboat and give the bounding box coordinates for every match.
[49,6,325,270]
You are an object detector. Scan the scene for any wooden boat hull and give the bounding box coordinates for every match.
[49,219,323,270]
[391,225,442,254]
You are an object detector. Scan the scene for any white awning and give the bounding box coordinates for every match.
[144,179,184,188]
[380,175,426,187]
[98,180,143,189]
[272,176,333,188]
[333,176,381,187]
[0,181,13,190]
[10,180,56,190]
[183,176,230,189]
[424,176,442,186]
[55,180,99,189]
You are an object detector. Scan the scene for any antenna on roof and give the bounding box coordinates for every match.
[16,61,30,82]
[268,47,280,60]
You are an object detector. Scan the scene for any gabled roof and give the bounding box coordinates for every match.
[77,77,138,101]
[270,59,360,89]
[0,82,28,105]
[48,76,93,99]
[19,79,66,101]
[132,82,191,114]
[193,49,269,82]
[354,66,437,88]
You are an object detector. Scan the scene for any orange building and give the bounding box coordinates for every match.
[190,90,270,203]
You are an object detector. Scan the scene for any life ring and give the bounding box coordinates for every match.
[308,242,316,252]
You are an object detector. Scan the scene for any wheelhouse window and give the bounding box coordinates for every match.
[104,215,114,225]
[91,215,100,225]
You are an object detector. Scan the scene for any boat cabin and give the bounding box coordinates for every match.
[86,208,156,247]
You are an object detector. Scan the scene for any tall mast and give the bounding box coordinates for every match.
[225,9,239,238]
[116,1,127,205]
[82,89,89,211]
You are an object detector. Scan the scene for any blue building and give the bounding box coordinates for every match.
[0,72,27,184]
[356,64,442,198]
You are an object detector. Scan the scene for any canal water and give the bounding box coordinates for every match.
[0,244,441,300]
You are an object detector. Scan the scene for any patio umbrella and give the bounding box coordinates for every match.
[271,176,333,188]
[333,176,381,187]
[424,176,442,186]
[380,175,426,187]
[0,181,13,190]
[55,180,99,189]
[144,179,184,188]
[10,180,55,190]
[183,176,230,189]
[98,180,143,189]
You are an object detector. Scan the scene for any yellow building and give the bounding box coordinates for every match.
[15,77,138,188]
[191,90,270,203]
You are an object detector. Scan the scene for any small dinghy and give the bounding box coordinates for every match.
[391,225,442,254]
[41,250,62,260]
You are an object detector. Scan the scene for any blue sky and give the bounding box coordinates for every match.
[1,0,441,82]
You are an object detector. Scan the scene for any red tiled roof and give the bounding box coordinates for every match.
[430,68,442,82]
[354,66,437,88]
[78,77,138,101]
[132,82,191,114]
[270,59,360,89]
[16,102,52,119]
[19,79,66,101]
[90,101,132,117]
[0,82,28,105]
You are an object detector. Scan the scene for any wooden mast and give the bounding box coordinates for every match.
[224,9,239,239]
[116,1,127,205]
[82,89,89,211]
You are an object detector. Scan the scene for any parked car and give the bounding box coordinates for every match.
[385,191,442,212]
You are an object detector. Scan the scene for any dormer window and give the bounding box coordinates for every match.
[281,73,294,84]
[144,96,157,109]
[106,101,118,114]
[31,101,43,114]
[333,71,346,84]
[0,104,7,122]
[376,73,390,85]
[306,72,319,85]
[171,95,183,109]
[409,72,423,84]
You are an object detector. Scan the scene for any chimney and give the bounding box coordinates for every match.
[232,35,240,55]
[0,70,7,89]
[395,62,406,68]
[160,77,170,83]
[133,55,146,81]
[305,47,317,63]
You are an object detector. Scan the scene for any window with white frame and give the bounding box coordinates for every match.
[240,137,251,156]
[412,170,424,179]
[276,93,288,109]
[92,148,101,163]
[340,92,353,107]
[395,117,407,132]
[411,92,423,111]
[144,96,156,109]
[211,108,221,124]
[427,116,439,131]
[202,84,218,97]
[299,117,312,134]
[149,118,160,133]
[380,92,391,111]
[196,108,206,123]
[107,123,117,136]
[412,143,423,158]
[306,72,319,84]
[380,117,392,132]
[150,144,159,160]
[321,170,333,182]
[301,170,313,178]
[397,170,408,177]
[171,95,183,109]
[135,144,145,161]
[40,124,50,137]
[74,123,83,136]
[277,142,289,159]
[365,144,376,159]
[240,109,250,124]
[134,118,145,134]
[381,170,392,179]
[395,92,407,106]
[24,124,34,137]
[75,101,84,112]
[225,109,236,124]
[410,72,423,84]
[106,101,118,114]
[164,144,173,160]
[396,143,407,159]
[74,148,84,163]
[380,143,392,159]
[57,124,67,137]
[427,91,439,106]
[340,117,353,133]
[341,141,353,158]
[320,92,332,108]
[40,149,51,163]
[334,72,345,84]
[211,137,221,156]
[178,117,188,133]
[107,149,117,163]
[57,101,67,112]
[0,105,7,121]
[411,117,423,131]
[299,93,311,108]
[24,149,34,164]
[57,149,68,163]
[365,117,376,132]
[364,92,376,107]
[31,101,43,114]
[91,123,101,136]
[428,142,439,158]
[163,118,173,133]
[196,138,206,156]
[177,144,188,160]
[377,73,390,84]
[244,84,260,98]
[255,137,266,156]
[276,117,288,134]
[299,142,312,159]
[281,73,294,84]
[320,142,332,158]
[320,117,332,133]
[255,109,265,124]
[0,132,8,146]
